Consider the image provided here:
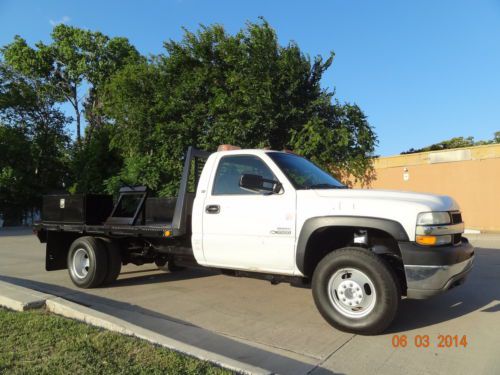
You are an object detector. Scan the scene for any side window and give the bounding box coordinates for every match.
[212,155,276,195]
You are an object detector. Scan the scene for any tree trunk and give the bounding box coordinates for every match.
[74,86,81,143]
[84,92,102,145]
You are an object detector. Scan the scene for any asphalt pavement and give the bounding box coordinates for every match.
[0,227,499,374]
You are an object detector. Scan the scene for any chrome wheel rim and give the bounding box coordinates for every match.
[72,248,90,279]
[327,268,377,318]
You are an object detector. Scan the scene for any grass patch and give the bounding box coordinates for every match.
[0,308,233,374]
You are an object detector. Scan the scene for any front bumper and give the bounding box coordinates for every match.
[399,238,475,299]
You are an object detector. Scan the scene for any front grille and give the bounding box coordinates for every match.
[451,212,463,245]
[451,212,462,224]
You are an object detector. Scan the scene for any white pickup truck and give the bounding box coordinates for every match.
[34,146,475,334]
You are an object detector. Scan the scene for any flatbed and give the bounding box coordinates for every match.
[35,147,210,271]
[34,222,172,238]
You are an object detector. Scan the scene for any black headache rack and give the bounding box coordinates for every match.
[34,147,211,239]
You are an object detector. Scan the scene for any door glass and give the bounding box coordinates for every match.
[212,155,276,195]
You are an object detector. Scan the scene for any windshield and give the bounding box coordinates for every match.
[267,152,346,190]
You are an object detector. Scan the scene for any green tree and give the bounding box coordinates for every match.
[0,125,36,225]
[2,24,142,196]
[70,123,122,194]
[1,19,378,202]
[493,131,500,143]
[2,24,141,143]
[290,103,376,185]
[103,20,377,195]
[402,133,500,154]
[0,63,70,224]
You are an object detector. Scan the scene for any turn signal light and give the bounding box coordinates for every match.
[416,235,437,246]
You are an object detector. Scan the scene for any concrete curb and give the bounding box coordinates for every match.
[0,280,269,375]
[0,280,50,311]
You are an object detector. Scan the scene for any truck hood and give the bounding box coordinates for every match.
[314,189,459,212]
[295,188,461,241]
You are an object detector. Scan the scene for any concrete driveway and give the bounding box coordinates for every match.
[1,228,499,374]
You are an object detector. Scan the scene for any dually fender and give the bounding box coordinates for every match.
[295,216,410,274]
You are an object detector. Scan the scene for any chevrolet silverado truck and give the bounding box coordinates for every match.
[34,146,475,334]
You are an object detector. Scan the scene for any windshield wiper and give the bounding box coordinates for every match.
[306,183,346,189]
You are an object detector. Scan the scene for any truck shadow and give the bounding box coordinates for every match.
[108,267,219,288]
[0,274,341,375]
[388,246,500,333]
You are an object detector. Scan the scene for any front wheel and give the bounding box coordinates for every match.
[312,247,401,335]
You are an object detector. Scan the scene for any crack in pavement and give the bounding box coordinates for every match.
[306,334,356,374]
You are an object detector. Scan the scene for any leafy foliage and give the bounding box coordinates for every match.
[1,24,140,197]
[0,125,36,225]
[2,25,141,141]
[401,132,500,154]
[69,123,122,194]
[102,20,377,195]
[1,19,377,222]
[0,64,70,224]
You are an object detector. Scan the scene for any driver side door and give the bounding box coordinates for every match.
[202,154,296,273]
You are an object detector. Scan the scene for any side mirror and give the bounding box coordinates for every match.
[240,174,282,194]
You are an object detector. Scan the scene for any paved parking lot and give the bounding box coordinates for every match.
[0,228,499,374]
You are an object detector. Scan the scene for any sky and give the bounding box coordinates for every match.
[1,0,499,156]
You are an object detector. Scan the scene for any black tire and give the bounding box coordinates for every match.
[312,246,401,335]
[67,236,108,288]
[167,260,186,272]
[155,258,185,272]
[155,257,169,272]
[99,238,122,285]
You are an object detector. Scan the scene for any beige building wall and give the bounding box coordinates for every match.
[361,144,500,232]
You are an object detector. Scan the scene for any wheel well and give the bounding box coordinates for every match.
[302,226,407,293]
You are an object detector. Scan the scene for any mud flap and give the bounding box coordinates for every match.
[46,231,77,271]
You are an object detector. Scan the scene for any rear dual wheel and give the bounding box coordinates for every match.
[99,238,122,285]
[67,236,122,288]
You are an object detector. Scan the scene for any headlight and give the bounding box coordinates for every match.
[416,212,451,226]
[416,211,454,246]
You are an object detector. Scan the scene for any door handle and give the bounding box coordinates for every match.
[205,204,220,214]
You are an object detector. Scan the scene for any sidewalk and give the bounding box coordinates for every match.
[0,280,271,375]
